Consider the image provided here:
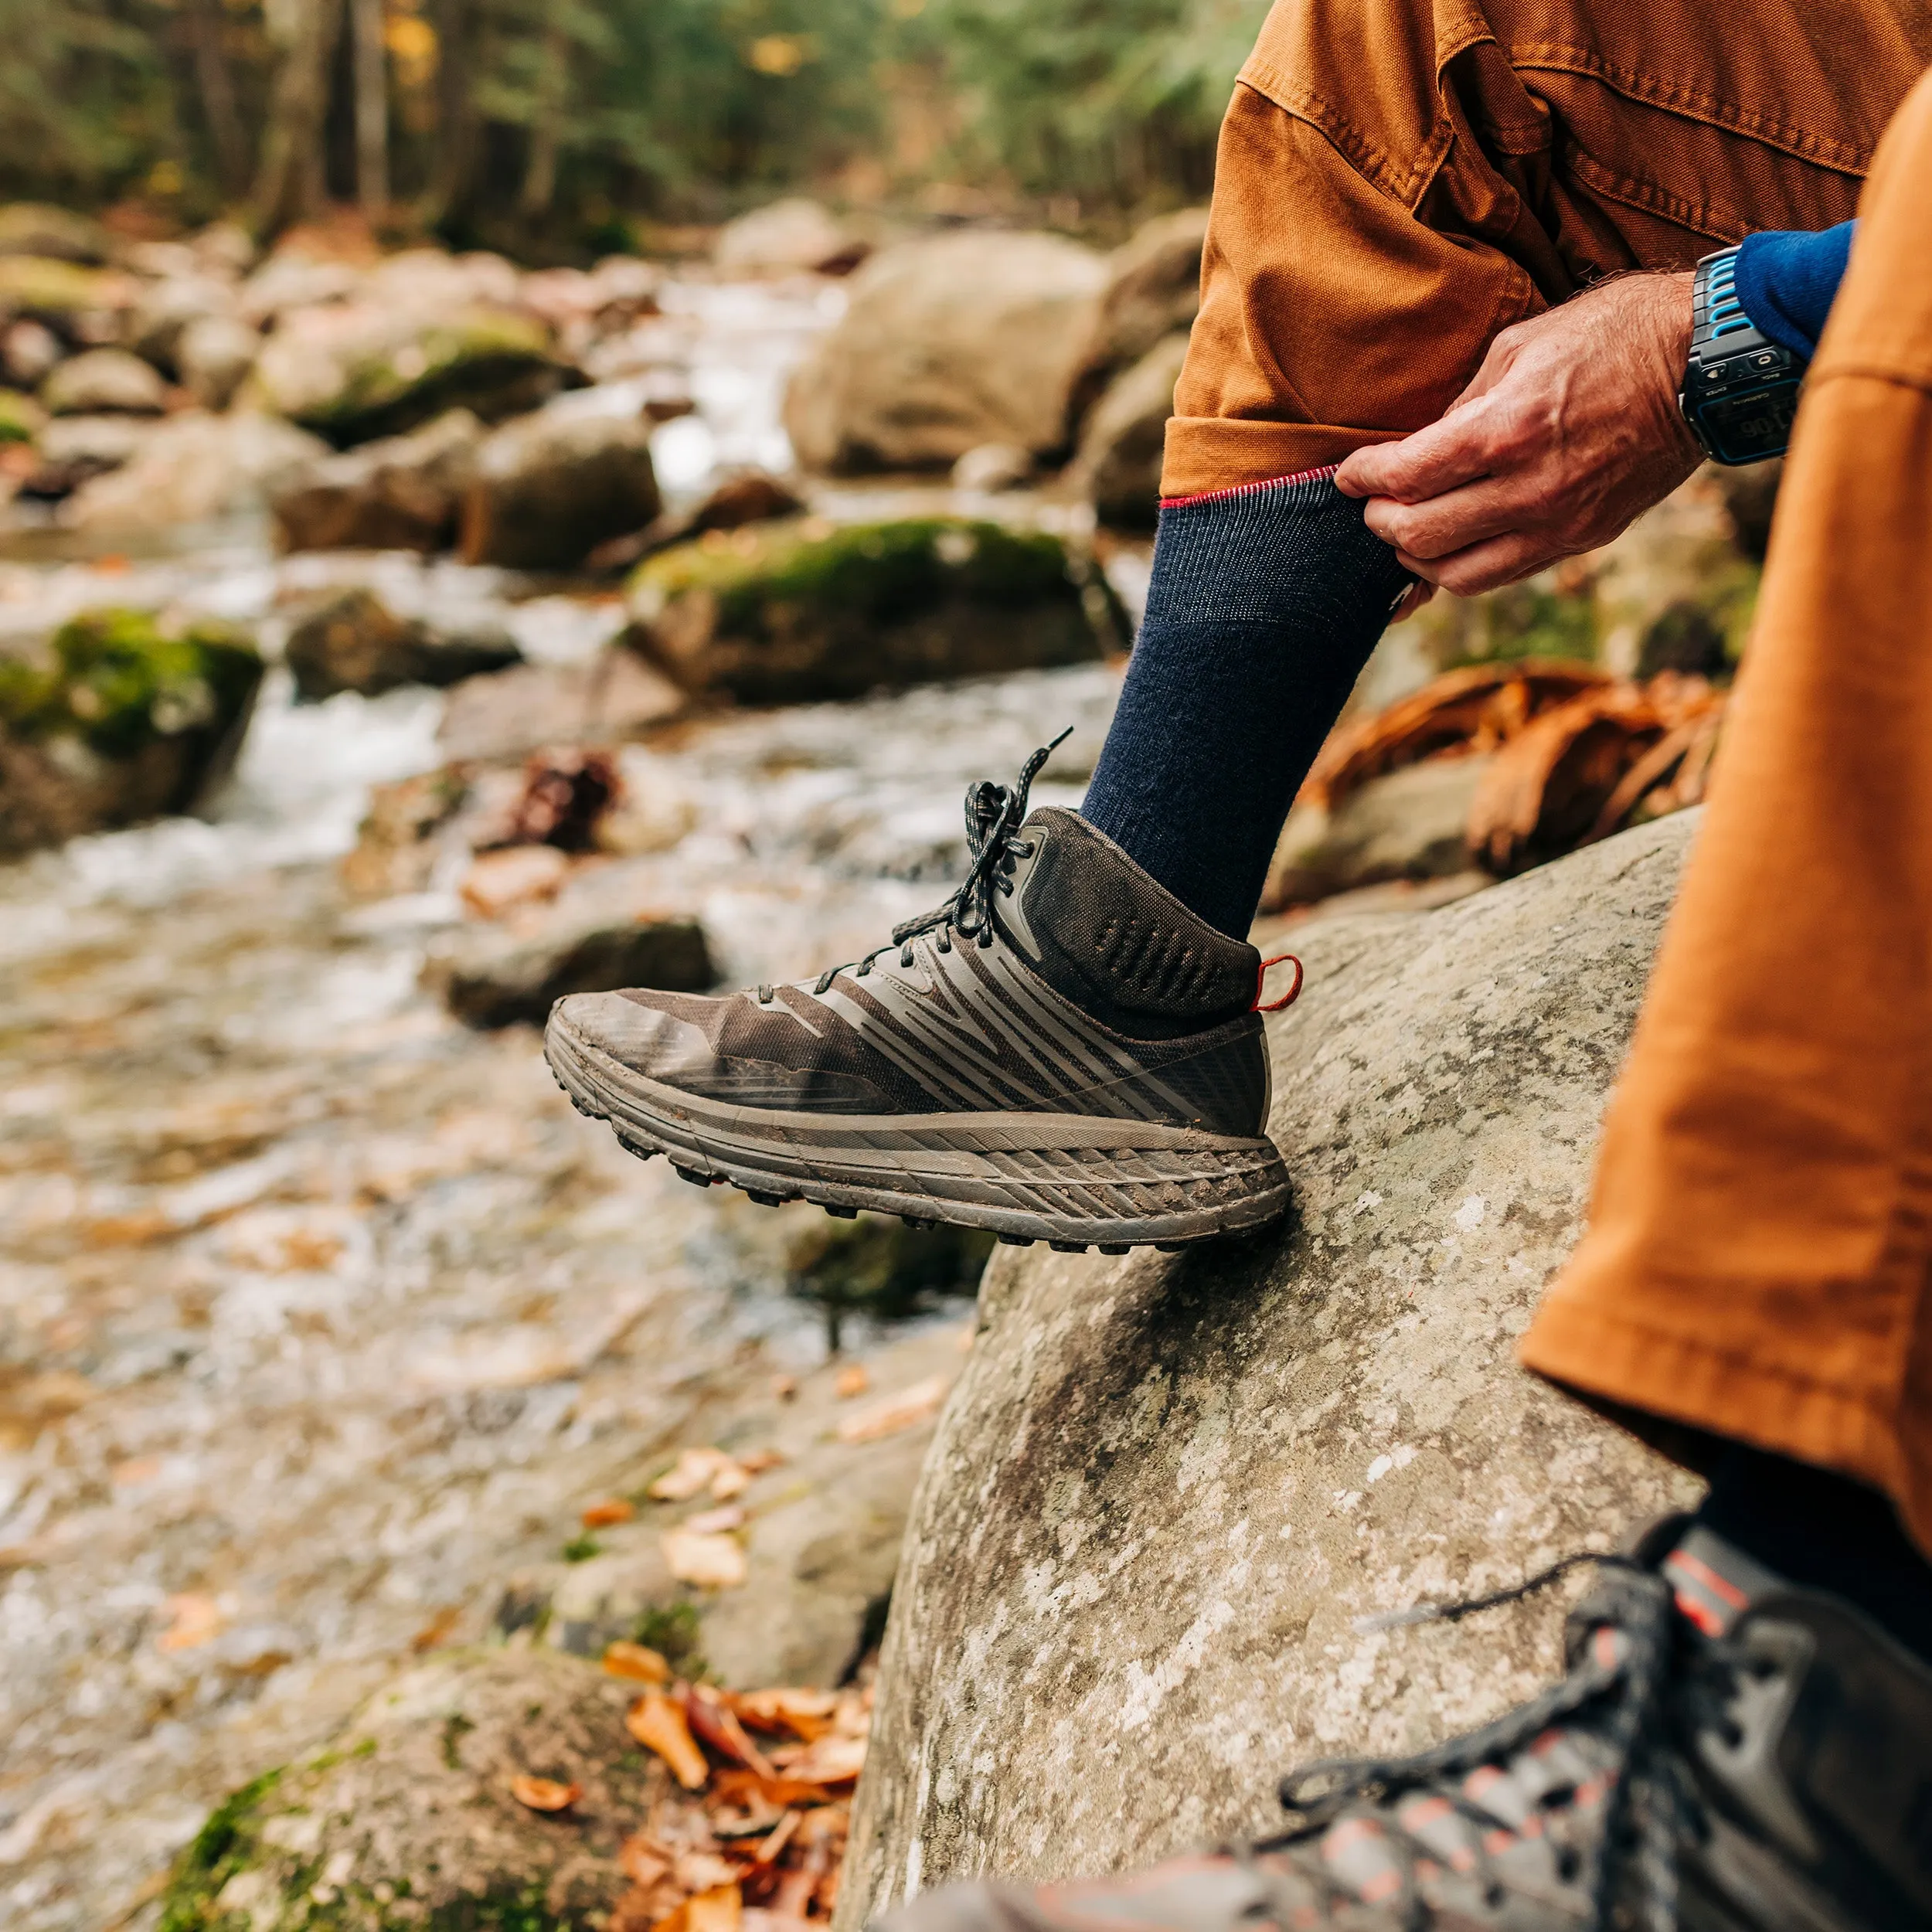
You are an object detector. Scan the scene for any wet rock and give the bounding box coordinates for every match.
[512,1319,975,1687]
[437,645,686,764]
[176,313,260,411]
[840,816,1706,1923]
[628,518,1115,706]
[40,345,168,417]
[284,586,522,700]
[155,1649,653,1932]
[587,468,805,572]
[271,407,483,554]
[0,256,134,338]
[461,396,662,570]
[61,410,328,533]
[249,297,570,447]
[0,608,262,855]
[338,764,474,900]
[1071,206,1207,422]
[1262,753,1495,910]
[716,197,871,277]
[430,906,714,1029]
[1073,332,1189,531]
[784,233,1107,473]
[2,316,63,388]
[29,414,151,496]
[0,387,46,445]
[0,203,114,266]
[951,444,1033,494]
[127,275,240,373]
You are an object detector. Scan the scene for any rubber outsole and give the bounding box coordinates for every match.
[544,1009,1290,1252]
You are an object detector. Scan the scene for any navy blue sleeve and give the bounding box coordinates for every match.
[1732,222,1856,361]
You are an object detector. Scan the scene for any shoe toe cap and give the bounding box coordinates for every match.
[548,988,702,1070]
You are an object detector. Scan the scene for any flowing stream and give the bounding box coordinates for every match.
[0,274,1136,1930]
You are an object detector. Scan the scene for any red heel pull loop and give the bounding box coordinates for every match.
[1256,952,1304,1013]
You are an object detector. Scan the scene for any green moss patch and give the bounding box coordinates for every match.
[0,388,45,444]
[157,1767,284,1932]
[0,607,261,761]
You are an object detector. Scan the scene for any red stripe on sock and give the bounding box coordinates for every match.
[1158,464,1341,510]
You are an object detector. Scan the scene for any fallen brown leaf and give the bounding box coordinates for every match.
[604,1639,672,1683]
[662,1527,749,1590]
[833,1364,870,1399]
[752,1811,800,1868]
[651,1447,741,1502]
[583,1498,637,1528]
[726,1687,838,1740]
[628,1691,711,1789]
[509,1774,582,1812]
[834,1375,947,1444]
[156,1592,226,1653]
[772,1734,866,1786]
[685,1686,777,1778]
[685,1503,746,1534]
[708,1464,751,1502]
[687,1884,743,1932]
[677,1854,746,1894]
[621,1833,675,1888]
[410,1606,464,1652]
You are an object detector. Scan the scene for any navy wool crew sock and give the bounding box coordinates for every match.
[1080,469,1410,939]
[1695,1444,1932,1668]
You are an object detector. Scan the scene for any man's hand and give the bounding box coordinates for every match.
[1334,270,1701,606]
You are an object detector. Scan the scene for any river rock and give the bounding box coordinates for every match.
[271,408,484,554]
[628,518,1117,707]
[0,387,46,445]
[784,233,1107,473]
[716,197,870,277]
[429,906,715,1029]
[249,297,569,447]
[461,396,662,570]
[437,645,687,764]
[40,345,168,416]
[0,609,262,855]
[62,410,328,533]
[2,317,63,388]
[177,313,260,411]
[1070,206,1207,421]
[839,814,1707,1925]
[127,275,240,372]
[0,202,114,266]
[1073,332,1189,530]
[588,468,806,572]
[0,257,135,338]
[504,1317,975,1687]
[284,586,522,700]
[1262,753,1495,910]
[155,1648,653,1932]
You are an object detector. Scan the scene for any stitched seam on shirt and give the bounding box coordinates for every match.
[1160,463,1341,509]
[1505,41,1872,174]
[1238,65,1451,206]
[1565,148,1747,246]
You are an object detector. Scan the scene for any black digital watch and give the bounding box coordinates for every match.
[1678,247,1805,465]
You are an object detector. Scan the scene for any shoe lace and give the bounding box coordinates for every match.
[1246,1553,1750,1932]
[764,731,1070,1005]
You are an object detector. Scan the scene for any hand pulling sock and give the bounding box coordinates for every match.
[1080,468,1410,940]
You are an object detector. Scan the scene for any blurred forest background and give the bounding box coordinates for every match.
[1,0,1270,254]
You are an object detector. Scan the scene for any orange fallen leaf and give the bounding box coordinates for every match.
[726,1688,838,1740]
[662,1527,748,1590]
[708,1464,751,1502]
[583,1498,637,1528]
[620,1832,673,1887]
[774,1735,867,1786]
[157,1592,227,1653]
[685,1686,777,1778]
[833,1364,870,1399]
[751,1811,799,1869]
[604,1639,672,1683]
[687,1882,743,1932]
[510,1774,582,1811]
[650,1447,741,1502]
[685,1503,746,1535]
[677,1852,745,1893]
[411,1605,464,1651]
[834,1374,948,1444]
[737,1450,784,1475]
[628,1691,710,1789]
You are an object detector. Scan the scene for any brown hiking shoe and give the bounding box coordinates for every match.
[875,1525,1932,1932]
[545,740,1293,1250]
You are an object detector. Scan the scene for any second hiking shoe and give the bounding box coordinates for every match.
[544,742,1292,1250]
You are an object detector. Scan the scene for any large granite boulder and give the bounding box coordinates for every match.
[627,518,1117,707]
[784,233,1106,473]
[1072,332,1189,531]
[0,608,262,854]
[839,814,1706,1927]
[1070,206,1207,422]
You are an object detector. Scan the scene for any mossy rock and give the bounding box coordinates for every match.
[252,304,570,449]
[157,1649,658,1932]
[0,607,262,855]
[627,517,1119,705]
[0,254,128,325]
[0,202,115,265]
[0,386,46,444]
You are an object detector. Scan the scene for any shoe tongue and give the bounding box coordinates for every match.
[1662,1524,1790,1637]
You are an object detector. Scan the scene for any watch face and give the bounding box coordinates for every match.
[1696,382,1801,462]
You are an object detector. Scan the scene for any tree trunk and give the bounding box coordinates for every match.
[351,0,389,217]
[425,0,479,230]
[252,0,347,234]
[519,17,569,220]
[185,0,249,199]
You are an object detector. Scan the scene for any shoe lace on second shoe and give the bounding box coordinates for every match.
[755,731,1071,1005]
[1244,1555,1761,1932]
